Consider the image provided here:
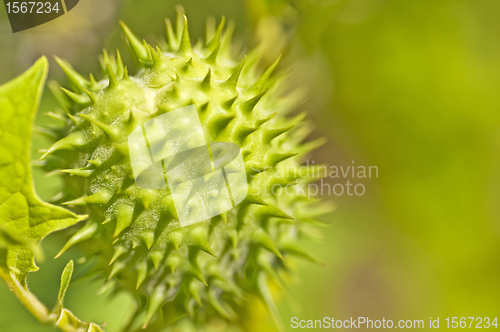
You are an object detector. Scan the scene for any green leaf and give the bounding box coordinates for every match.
[0,57,86,285]
[57,260,74,306]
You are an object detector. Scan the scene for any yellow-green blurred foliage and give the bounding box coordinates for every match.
[0,0,499,331]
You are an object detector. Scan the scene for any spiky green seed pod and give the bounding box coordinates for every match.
[41,8,328,330]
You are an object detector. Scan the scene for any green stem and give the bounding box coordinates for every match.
[0,268,102,332]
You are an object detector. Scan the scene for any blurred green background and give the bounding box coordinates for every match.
[1,0,500,330]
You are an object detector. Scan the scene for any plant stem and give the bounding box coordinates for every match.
[0,268,102,332]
